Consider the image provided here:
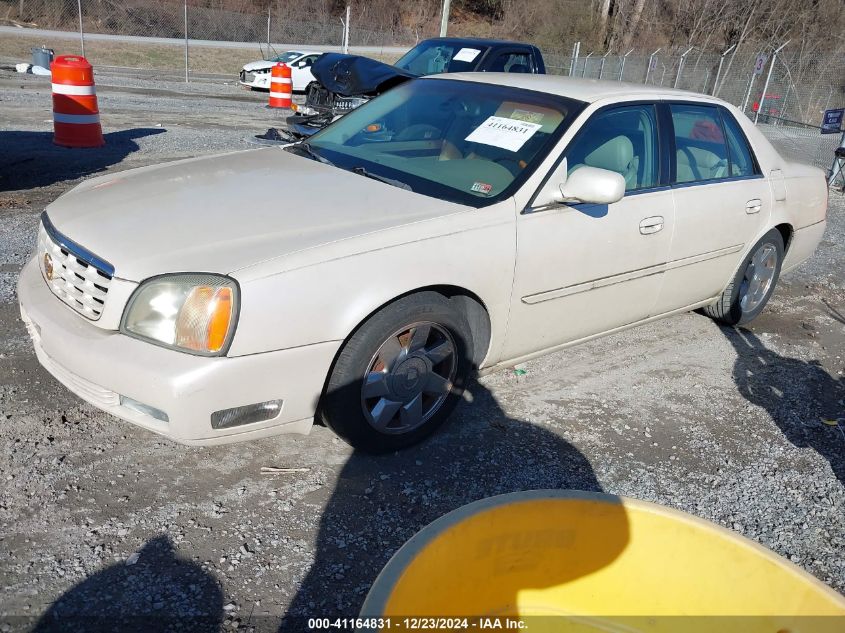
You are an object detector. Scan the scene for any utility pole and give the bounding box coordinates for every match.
[439,0,451,37]
[77,0,85,57]
[344,5,351,53]
[183,1,189,83]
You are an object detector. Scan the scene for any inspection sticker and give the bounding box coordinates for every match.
[471,181,493,195]
[465,116,543,152]
[453,47,481,63]
[510,109,545,124]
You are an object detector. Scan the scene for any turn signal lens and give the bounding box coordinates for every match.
[175,286,234,353]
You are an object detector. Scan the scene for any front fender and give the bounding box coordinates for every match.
[228,201,517,366]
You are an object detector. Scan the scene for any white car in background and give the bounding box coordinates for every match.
[239,50,321,92]
[18,75,827,453]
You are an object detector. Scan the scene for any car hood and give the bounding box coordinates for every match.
[311,53,416,96]
[242,60,274,72]
[46,148,465,282]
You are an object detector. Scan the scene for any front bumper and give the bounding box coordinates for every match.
[239,70,270,90]
[17,258,341,445]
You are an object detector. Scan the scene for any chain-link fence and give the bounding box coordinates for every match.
[4,0,414,47]
[544,48,844,126]
[2,1,843,172]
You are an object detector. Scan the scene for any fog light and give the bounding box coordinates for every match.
[211,400,283,430]
[120,395,169,423]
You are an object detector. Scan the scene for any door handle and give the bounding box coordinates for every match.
[639,216,664,235]
[746,199,762,214]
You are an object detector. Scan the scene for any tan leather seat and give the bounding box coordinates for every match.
[572,135,639,190]
[676,147,728,182]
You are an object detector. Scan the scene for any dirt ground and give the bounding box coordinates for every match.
[1,70,844,632]
[0,32,403,76]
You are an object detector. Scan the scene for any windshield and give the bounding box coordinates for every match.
[304,79,584,207]
[271,51,302,63]
[394,42,491,75]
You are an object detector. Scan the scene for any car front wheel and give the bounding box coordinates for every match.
[320,292,473,453]
[703,228,784,325]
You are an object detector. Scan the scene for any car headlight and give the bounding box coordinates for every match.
[121,274,239,356]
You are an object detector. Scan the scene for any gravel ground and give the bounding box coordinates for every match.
[1,69,844,632]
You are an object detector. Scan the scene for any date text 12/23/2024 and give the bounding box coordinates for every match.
[307,617,528,630]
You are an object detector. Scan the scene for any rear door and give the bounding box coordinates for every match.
[651,103,771,314]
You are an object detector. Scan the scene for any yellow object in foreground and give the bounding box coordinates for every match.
[360,491,845,632]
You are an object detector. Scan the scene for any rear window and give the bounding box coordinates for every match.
[394,42,491,75]
[721,111,758,177]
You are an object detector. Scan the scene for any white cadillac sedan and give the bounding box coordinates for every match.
[18,75,827,452]
[239,50,321,92]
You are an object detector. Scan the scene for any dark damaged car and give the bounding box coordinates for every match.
[287,37,546,137]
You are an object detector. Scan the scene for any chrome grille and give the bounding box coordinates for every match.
[38,214,114,321]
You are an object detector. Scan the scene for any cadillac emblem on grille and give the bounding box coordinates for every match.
[43,253,54,280]
[39,213,115,321]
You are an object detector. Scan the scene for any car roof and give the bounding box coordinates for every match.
[420,37,538,49]
[431,73,725,105]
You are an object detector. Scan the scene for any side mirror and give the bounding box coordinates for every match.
[561,166,626,204]
[534,161,626,208]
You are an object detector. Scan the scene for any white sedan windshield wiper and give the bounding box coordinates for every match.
[351,166,413,192]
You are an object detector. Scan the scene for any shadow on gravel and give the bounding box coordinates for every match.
[281,380,623,629]
[725,327,845,487]
[32,534,223,633]
[0,129,165,192]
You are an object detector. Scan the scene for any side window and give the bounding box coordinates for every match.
[491,52,532,73]
[565,104,659,192]
[721,111,756,177]
[300,55,319,68]
[670,104,729,183]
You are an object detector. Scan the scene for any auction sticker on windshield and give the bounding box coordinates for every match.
[465,116,543,152]
[453,48,481,63]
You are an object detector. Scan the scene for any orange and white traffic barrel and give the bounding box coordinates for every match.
[50,55,104,148]
[268,63,292,109]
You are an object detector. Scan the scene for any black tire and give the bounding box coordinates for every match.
[703,229,784,325]
[320,292,474,453]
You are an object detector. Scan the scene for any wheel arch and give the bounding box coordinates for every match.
[345,285,492,369]
[314,285,493,427]
[774,222,793,254]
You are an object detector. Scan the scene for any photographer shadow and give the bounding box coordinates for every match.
[0,128,165,192]
[281,378,628,629]
[724,326,845,486]
[32,535,223,633]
